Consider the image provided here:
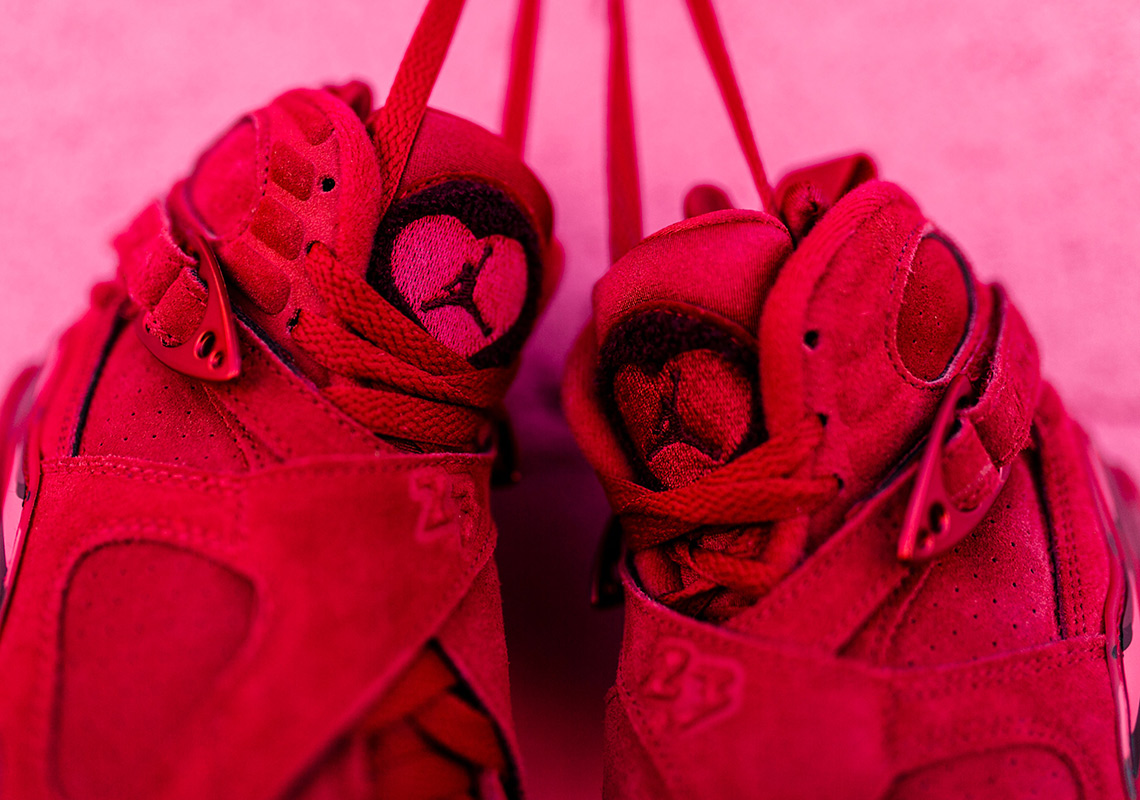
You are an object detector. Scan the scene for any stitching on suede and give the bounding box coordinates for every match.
[219,382,294,460]
[44,520,251,781]
[828,564,911,652]
[1054,418,1088,636]
[1037,410,1086,637]
[41,453,492,487]
[628,593,1106,795]
[862,569,920,665]
[286,513,500,794]
[891,718,1096,799]
[617,657,688,797]
[893,648,1108,796]
[245,454,493,485]
[202,386,259,470]
[883,223,942,392]
[900,639,1102,700]
[750,493,908,649]
[40,457,240,492]
[236,341,376,453]
[222,111,269,244]
[875,564,933,664]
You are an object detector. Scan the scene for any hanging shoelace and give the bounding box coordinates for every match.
[601,0,841,617]
[289,0,539,795]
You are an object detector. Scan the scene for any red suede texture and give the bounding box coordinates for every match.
[0,451,514,800]
[0,71,551,798]
[56,542,255,800]
[168,86,384,382]
[564,162,1135,796]
[606,575,1121,799]
[189,119,260,241]
[896,235,970,381]
[885,747,1079,800]
[78,326,251,470]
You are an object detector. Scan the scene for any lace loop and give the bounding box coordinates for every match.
[291,244,508,450]
[602,415,839,604]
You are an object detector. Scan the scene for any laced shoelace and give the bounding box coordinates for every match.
[289,0,540,795]
[602,415,839,612]
[289,244,515,450]
[353,647,509,800]
[604,0,839,612]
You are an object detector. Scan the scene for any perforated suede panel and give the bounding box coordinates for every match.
[886,746,1079,800]
[846,454,1060,667]
[77,326,250,470]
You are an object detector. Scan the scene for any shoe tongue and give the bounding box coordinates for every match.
[593,211,792,490]
[757,177,980,542]
[365,109,554,369]
[169,84,554,374]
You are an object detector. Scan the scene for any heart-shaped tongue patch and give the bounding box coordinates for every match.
[615,350,752,489]
[599,309,765,491]
[391,215,526,357]
[369,180,542,368]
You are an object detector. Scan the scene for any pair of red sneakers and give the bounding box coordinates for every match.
[1,0,1137,797]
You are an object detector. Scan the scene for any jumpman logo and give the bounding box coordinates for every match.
[645,367,724,461]
[420,242,495,337]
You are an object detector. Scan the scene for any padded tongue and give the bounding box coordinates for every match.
[593,210,792,490]
[365,109,554,369]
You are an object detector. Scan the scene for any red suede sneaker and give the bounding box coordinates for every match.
[565,0,1140,797]
[0,1,556,798]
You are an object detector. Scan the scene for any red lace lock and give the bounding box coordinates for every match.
[897,374,1011,563]
[134,231,241,382]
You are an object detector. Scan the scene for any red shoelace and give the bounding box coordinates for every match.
[289,243,513,451]
[603,415,839,614]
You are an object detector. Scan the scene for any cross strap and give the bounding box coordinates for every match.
[737,284,1042,650]
[616,571,1121,799]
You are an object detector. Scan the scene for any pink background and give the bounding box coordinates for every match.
[1,1,1137,797]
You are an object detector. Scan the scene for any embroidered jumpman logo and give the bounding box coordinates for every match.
[645,367,724,461]
[420,242,495,337]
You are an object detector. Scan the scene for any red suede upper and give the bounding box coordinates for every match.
[564,156,1138,797]
[0,65,555,800]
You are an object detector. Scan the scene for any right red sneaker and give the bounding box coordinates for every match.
[565,0,1140,797]
[0,1,554,798]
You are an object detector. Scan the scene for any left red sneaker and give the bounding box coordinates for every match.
[0,2,555,798]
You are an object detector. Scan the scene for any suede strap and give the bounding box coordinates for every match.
[736,285,1042,649]
[114,201,204,347]
[0,450,507,800]
[616,572,1121,799]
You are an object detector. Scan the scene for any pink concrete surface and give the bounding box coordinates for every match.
[0,1,1137,797]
